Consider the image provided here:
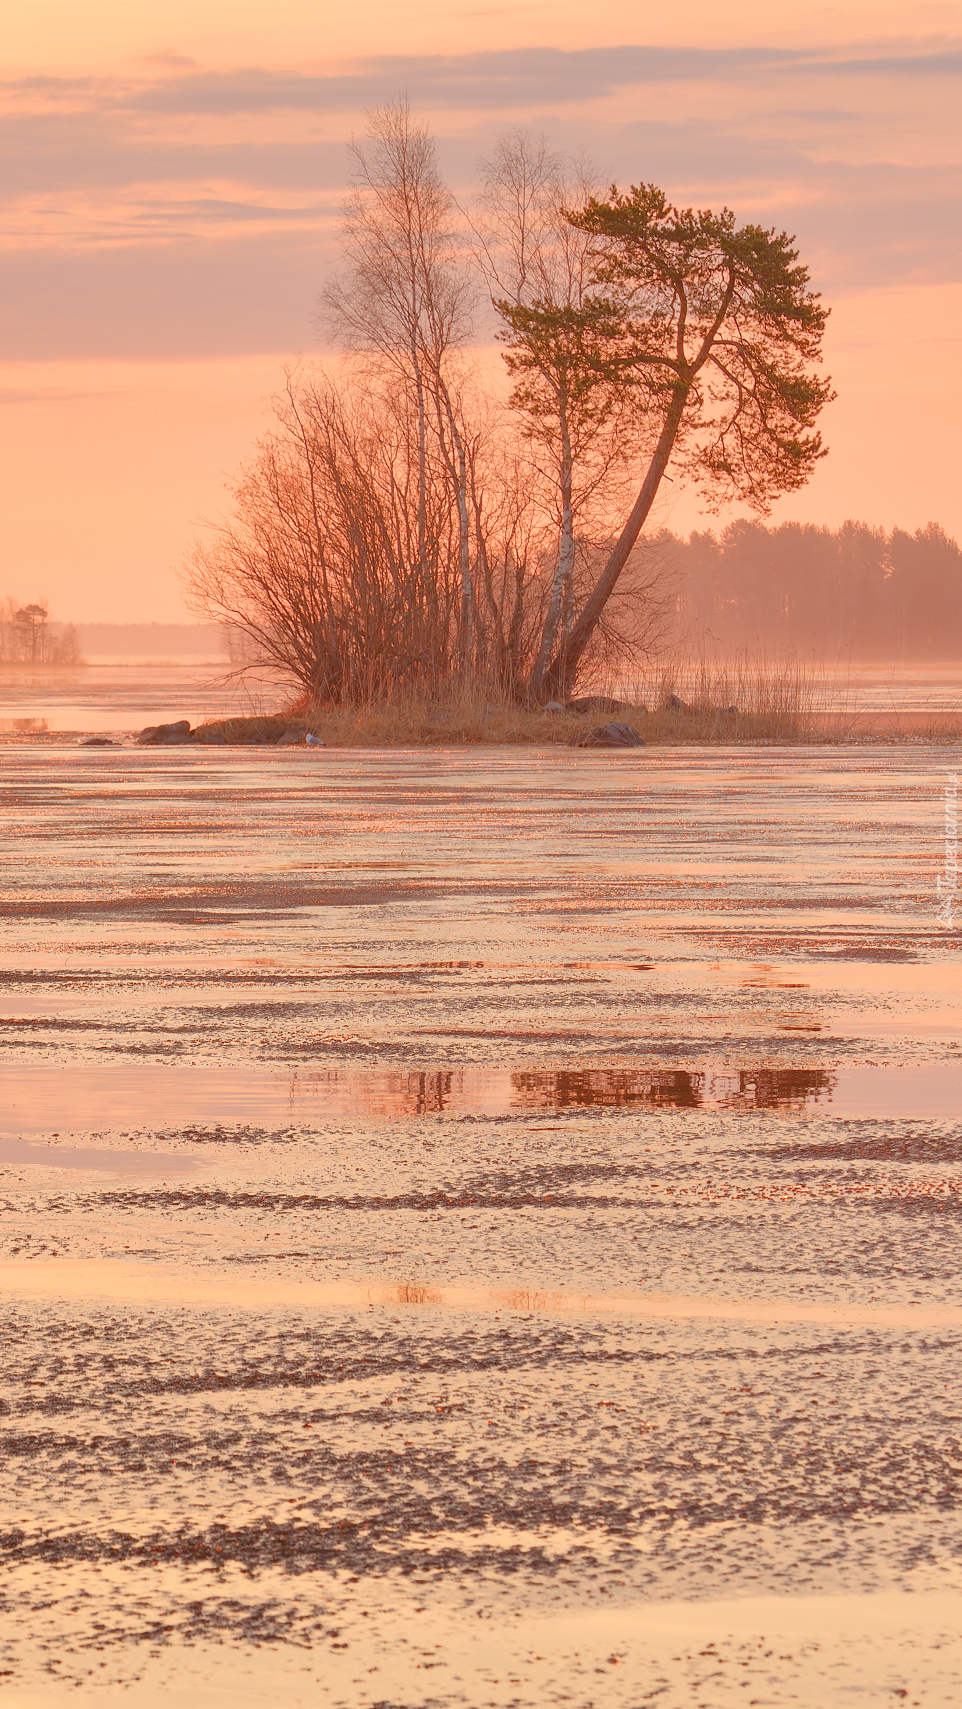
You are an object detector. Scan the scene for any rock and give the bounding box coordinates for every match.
[543,701,566,714]
[575,722,646,749]
[80,737,114,746]
[137,719,191,745]
[305,731,325,747]
[275,727,307,745]
[663,694,689,713]
[565,695,627,714]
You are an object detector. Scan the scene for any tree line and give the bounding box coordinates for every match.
[658,520,962,660]
[187,104,832,705]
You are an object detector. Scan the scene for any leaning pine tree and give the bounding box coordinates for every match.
[493,183,835,703]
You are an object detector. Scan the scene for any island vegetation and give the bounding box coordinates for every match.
[185,105,833,720]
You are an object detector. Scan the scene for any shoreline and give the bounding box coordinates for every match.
[3,726,962,748]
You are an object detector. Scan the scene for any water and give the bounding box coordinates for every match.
[0,659,278,734]
[2,659,962,737]
[2,740,961,1705]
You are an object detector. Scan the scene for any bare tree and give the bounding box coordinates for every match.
[185,366,575,704]
[321,101,478,662]
[186,374,473,703]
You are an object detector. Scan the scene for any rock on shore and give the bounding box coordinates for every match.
[137,720,191,746]
[575,721,646,748]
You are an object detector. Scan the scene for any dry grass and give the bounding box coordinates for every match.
[192,672,822,747]
[191,656,962,747]
[621,650,852,742]
[196,696,588,747]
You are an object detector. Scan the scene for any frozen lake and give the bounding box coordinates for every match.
[0,659,277,735]
[1,744,960,1705]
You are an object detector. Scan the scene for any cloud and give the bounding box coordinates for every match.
[1,145,957,362]
[0,36,958,358]
[0,114,348,195]
[151,43,960,114]
[0,233,331,359]
[3,40,960,116]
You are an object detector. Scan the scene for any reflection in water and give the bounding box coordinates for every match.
[290,1068,459,1116]
[513,1067,833,1111]
[289,1064,835,1116]
[0,1137,198,1174]
[394,1283,443,1305]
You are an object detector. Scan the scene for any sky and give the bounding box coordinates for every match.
[1,0,960,621]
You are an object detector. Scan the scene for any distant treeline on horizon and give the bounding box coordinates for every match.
[21,524,962,664]
[658,520,962,659]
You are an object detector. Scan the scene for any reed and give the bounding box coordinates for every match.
[190,647,962,746]
[192,653,845,745]
[620,647,860,743]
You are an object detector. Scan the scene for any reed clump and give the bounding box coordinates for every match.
[193,653,873,745]
[623,650,857,743]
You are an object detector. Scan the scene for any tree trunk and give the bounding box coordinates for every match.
[412,334,427,571]
[438,383,473,669]
[457,465,472,667]
[541,381,689,701]
[527,416,574,704]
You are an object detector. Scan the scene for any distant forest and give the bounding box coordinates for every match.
[6,525,960,668]
[661,521,962,659]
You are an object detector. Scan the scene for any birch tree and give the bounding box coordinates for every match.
[475,134,640,702]
[322,102,478,661]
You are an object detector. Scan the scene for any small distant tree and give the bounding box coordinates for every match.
[48,622,82,665]
[527,185,834,699]
[0,597,15,662]
[0,599,82,664]
[14,602,49,663]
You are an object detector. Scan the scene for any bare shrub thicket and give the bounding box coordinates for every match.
[185,104,831,707]
[191,373,671,703]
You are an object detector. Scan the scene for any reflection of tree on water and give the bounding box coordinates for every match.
[290,1068,457,1115]
[393,1071,455,1114]
[735,1068,835,1109]
[510,1067,834,1112]
[288,1064,835,1116]
[511,1069,703,1109]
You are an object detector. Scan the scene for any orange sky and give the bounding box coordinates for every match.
[1,0,960,620]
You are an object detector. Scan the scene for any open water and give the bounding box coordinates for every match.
[1,740,961,1705]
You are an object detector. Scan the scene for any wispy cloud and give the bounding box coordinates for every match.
[4,40,961,114]
[0,234,328,359]
[0,36,958,358]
